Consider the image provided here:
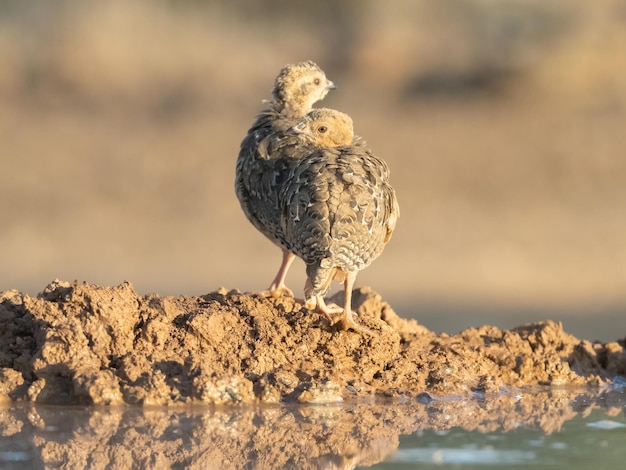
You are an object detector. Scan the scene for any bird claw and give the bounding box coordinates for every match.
[320,303,343,315]
[335,315,375,336]
[259,285,294,299]
[315,298,343,322]
[321,304,375,336]
[302,295,375,335]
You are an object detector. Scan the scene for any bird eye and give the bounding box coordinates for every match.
[318,126,327,133]
[314,78,321,85]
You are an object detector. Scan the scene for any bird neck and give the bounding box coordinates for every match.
[271,97,309,120]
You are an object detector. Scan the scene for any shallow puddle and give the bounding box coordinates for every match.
[1,386,624,469]
[382,409,626,469]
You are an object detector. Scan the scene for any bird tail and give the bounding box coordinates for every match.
[305,264,337,298]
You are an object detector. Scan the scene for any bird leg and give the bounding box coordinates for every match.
[302,267,342,322]
[305,271,374,335]
[260,249,295,298]
[335,272,375,336]
[314,294,343,322]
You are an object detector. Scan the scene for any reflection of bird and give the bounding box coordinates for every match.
[235,61,336,298]
[281,109,399,334]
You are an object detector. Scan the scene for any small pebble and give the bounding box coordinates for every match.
[416,392,433,404]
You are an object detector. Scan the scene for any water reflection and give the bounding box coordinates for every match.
[0,387,624,469]
[386,412,626,469]
[390,447,537,465]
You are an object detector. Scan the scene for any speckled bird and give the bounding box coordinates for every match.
[235,61,336,298]
[280,108,399,334]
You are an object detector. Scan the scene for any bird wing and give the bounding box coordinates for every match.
[281,145,398,271]
[236,109,320,247]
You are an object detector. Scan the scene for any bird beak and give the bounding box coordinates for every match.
[327,80,337,90]
[291,122,308,135]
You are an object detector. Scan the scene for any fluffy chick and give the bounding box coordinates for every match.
[281,109,399,334]
[235,61,336,298]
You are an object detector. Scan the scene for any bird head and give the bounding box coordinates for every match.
[291,108,354,148]
[272,61,336,117]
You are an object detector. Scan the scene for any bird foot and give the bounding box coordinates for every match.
[259,285,294,299]
[333,311,375,336]
[302,296,375,335]
[315,299,343,322]
[321,304,375,336]
[301,297,339,322]
[319,303,343,315]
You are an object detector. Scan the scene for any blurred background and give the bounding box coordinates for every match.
[1,0,625,340]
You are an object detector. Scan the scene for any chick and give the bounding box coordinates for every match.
[235,61,336,298]
[281,109,399,334]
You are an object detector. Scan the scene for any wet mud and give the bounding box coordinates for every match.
[1,280,624,406]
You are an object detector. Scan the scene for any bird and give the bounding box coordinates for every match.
[235,61,336,299]
[280,108,399,334]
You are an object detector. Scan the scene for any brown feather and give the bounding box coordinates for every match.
[280,110,399,305]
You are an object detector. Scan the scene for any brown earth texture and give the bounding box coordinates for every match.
[1,280,625,406]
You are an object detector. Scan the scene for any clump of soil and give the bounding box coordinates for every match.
[1,280,624,405]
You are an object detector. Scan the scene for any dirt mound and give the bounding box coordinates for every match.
[1,280,624,405]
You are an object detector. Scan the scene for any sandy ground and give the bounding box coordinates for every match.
[1,280,624,407]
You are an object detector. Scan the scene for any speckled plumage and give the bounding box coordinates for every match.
[280,109,399,334]
[235,61,335,297]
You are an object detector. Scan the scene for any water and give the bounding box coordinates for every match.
[379,413,626,469]
[1,387,624,469]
